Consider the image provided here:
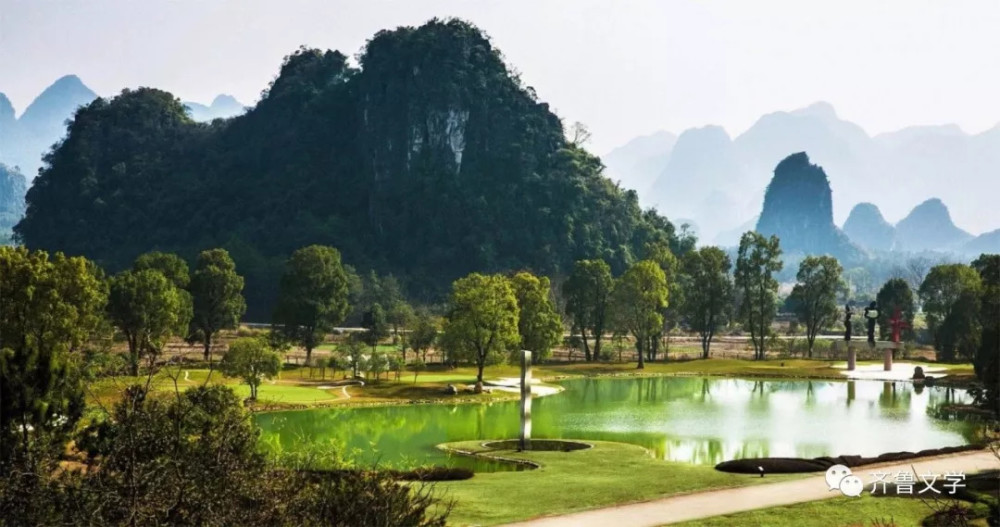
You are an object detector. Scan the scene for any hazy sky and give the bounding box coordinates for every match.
[1,0,999,153]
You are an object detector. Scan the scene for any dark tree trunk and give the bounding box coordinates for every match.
[636,337,645,369]
[203,332,213,362]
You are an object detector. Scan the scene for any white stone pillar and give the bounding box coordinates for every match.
[520,350,532,451]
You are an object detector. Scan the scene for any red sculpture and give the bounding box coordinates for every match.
[889,308,910,344]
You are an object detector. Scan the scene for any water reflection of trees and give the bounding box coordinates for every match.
[255,377,976,469]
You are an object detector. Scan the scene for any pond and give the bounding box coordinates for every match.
[254,376,978,470]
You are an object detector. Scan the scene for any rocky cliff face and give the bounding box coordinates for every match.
[894,198,972,252]
[843,202,895,252]
[755,152,864,263]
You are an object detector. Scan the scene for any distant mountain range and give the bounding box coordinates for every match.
[843,199,997,255]
[603,102,1000,243]
[0,75,97,179]
[183,94,246,122]
[0,75,245,179]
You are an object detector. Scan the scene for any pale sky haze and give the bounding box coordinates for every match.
[1,0,999,154]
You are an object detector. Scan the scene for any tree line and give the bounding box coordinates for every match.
[0,244,448,526]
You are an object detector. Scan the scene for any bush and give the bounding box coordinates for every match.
[1,384,450,527]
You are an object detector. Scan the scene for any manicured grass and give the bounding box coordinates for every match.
[229,383,342,403]
[672,495,940,527]
[433,440,803,526]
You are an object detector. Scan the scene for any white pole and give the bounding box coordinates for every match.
[520,350,532,451]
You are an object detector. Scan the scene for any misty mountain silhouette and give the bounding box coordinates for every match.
[604,102,999,242]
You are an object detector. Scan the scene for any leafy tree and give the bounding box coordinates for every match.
[643,241,683,360]
[787,256,843,357]
[388,301,415,353]
[134,251,190,289]
[562,259,614,362]
[219,337,281,400]
[363,303,390,353]
[134,251,194,335]
[875,278,916,341]
[369,352,388,382]
[409,309,439,362]
[610,260,668,369]
[388,354,403,381]
[919,263,982,361]
[679,246,733,358]
[273,245,350,364]
[971,254,999,414]
[510,272,563,363]
[441,273,519,384]
[107,268,190,376]
[343,334,365,378]
[190,248,246,362]
[410,356,426,383]
[734,232,783,360]
[0,247,106,473]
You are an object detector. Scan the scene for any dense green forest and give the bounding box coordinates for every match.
[15,19,686,318]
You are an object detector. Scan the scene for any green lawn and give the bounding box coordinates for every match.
[229,383,342,403]
[672,495,944,527]
[433,440,803,526]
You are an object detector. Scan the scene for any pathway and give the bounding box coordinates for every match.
[500,450,999,527]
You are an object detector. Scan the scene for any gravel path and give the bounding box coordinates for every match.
[500,450,999,527]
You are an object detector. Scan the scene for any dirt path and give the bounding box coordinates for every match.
[500,450,999,527]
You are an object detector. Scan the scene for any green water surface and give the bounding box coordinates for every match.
[254,376,977,470]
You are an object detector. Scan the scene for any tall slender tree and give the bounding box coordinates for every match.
[788,256,843,357]
[875,278,916,341]
[734,232,783,360]
[919,263,982,361]
[189,249,246,362]
[679,247,733,359]
[971,254,1000,414]
[562,259,614,361]
[610,260,668,369]
[108,268,191,376]
[510,271,563,363]
[272,245,351,364]
[440,273,519,385]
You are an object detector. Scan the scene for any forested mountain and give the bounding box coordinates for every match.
[0,163,27,240]
[183,94,246,121]
[16,19,684,319]
[755,153,864,264]
[894,198,972,252]
[606,102,998,242]
[0,75,98,179]
[842,202,895,252]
